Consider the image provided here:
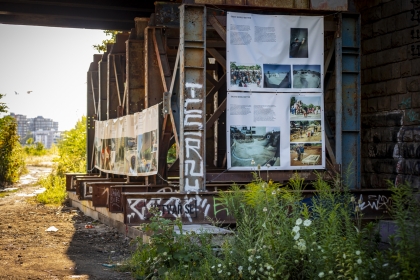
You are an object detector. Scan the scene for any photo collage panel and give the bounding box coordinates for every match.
[289,96,323,166]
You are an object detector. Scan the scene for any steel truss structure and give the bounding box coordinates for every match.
[80,2,379,225]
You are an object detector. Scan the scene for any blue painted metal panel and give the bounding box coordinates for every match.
[340,13,361,189]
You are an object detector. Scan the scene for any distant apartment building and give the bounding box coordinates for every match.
[8,113,60,148]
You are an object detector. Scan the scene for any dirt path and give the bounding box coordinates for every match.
[0,166,135,279]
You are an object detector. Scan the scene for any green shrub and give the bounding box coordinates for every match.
[0,116,26,186]
[36,117,86,205]
[125,174,420,280]
[36,174,66,205]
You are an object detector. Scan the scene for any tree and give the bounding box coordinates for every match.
[55,116,87,176]
[0,93,8,113]
[92,30,122,53]
[0,116,26,186]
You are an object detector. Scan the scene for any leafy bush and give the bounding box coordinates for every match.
[0,116,26,186]
[127,207,215,279]
[24,140,47,156]
[125,173,420,280]
[36,117,86,204]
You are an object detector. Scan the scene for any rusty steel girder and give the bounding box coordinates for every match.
[123,191,234,225]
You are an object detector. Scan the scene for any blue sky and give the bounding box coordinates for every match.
[0,24,107,130]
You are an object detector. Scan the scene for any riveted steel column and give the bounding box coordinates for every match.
[179,4,206,192]
[341,13,361,189]
[335,14,343,172]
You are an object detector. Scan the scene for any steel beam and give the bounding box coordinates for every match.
[335,13,361,188]
[127,18,148,115]
[179,4,206,192]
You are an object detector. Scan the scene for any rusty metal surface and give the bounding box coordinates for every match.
[65,173,92,191]
[124,192,234,225]
[310,0,347,11]
[76,178,126,200]
[155,2,180,27]
[127,39,146,114]
[110,185,177,213]
[179,4,207,192]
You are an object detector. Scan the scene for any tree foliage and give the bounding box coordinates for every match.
[37,117,87,205]
[0,93,8,113]
[92,30,122,53]
[0,116,26,186]
[55,116,87,176]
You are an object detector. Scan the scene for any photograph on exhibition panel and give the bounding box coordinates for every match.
[289,28,309,58]
[290,143,322,166]
[230,126,280,167]
[290,96,322,120]
[124,137,137,175]
[230,63,263,89]
[290,121,322,142]
[136,130,158,174]
[263,64,291,88]
[292,65,321,88]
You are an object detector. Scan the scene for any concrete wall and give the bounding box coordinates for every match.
[356,0,420,188]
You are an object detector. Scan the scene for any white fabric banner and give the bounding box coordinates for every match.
[94,104,160,176]
[227,12,324,93]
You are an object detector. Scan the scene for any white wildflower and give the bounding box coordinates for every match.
[211,266,215,269]
[248,256,254,262]
[256,256,261,259]
[383,263,389,267]
[294,232,300,240]
[295,260,299,263]
[318,246,321,250]
[318,272,325,278]
[227,272,231,276]
[248,266,252,271]
[263,207,268,212]
[303,219,312,227]
[329,271,333,274]
[218,264,221,267]
[238,266,243,271]
[343,253,346,259]
[351,196,355,202]
[272,191,276,195]
[292,226,300,233]
[355,277,358,280]
[356,250,360,255]
[296,218,303,225]
[357,258,362,265]
[259,267,264,272]
[218,270,222,274]
[163,252,167,256]
[250,270,256,275]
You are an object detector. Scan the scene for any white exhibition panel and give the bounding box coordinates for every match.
[226,12,325,170]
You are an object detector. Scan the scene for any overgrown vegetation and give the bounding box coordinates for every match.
[24,137,47,156]
[0,105,26,187]
[36,117,87,205]
[92,30,122,53]
[125,174,420,280]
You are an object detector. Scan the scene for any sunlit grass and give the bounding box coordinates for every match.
[0,189,18,198]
